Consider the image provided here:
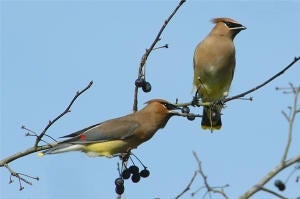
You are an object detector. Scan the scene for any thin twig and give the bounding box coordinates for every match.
[192,151,229,199]
[22,125,57,143]
[174,57,300,109]
[260,187,288,199]
[4,164,39,190]
[153,44,169,51]
[172,57,299,109]
[1,82,92,190]
[224,56,300,103]
[281,110,290,122]
[281,85,299,163]
[171,111,202,118]
[175,171,197,199]
[0,145,55,166]
[34,81,93,147]
[239,86,300,199]
[133,0,186,112]
[239,153,300,199]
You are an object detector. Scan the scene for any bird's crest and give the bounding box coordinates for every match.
[211,17,239,24]
[144,99,177,111]
[144,99,171,105]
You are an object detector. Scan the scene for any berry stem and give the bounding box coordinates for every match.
[130,152,147,169]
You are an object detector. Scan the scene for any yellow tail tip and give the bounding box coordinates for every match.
[201,125,221,130]
[37,152,44,157]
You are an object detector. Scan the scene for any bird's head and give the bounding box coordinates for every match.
[144,99,178,115]
[211,17,246,39]
[143,99,179,129]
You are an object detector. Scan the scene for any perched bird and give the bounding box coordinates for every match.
[39,99,178,157]
[193,17,246,130]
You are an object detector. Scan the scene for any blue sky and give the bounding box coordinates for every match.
[1,1,300,199]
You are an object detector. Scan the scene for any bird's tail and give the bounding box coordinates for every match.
[38,143,83,156]
[201,106,222,131]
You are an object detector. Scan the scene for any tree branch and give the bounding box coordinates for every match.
[224,56,300,103]
[4,163,39,191]
[239,86,300,198]
[133,0,186,112]
[0,145,55,166]
[260,187,288,199]
[34,81,93,147]
[0,81,93,190]
[239,154,300,199]
[192,151,229,199]
[175,171,197,199]
[172,57,300,110]
[281,84,299,163]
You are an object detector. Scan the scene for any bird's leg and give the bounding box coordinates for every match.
[120,151,131,171]
[120,152,130,163]
[192,89,200,107]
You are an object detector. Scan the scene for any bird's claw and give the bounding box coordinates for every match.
[191,96,200,107]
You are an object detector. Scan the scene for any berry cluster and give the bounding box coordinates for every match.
[135,78,151,93]
[114,165,150,195]
[181,106,196,121]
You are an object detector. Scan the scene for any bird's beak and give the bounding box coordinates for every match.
[168,110,179,115]
[163,103,181,114]
[168,104,181,115]
[232,25,246,30]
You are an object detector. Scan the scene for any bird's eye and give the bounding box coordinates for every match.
[224,21,233,27]
[163,103,177,110]
[224,21,242,29]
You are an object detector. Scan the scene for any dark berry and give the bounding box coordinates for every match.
[114,177,124,186]
[187,114,196,121]
[115,184,124,195]
[135,78,146,87]
[181,106,190,113]
[274,179,285,191]
[140,169,150,178]
[122,169,131,179]
[142,81,151,93]
[128,165,139,175]
[131,173,140,183]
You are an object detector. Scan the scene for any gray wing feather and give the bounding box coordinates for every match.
[61,119,140,144]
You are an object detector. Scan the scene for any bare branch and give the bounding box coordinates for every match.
[260,187,288,199]
[175,171,197,199]
[239,153,300,199]
[281,110,290,122]
[172,57,299,110]
[281,85,300,163]
[0,81,92,166]
[4,164,39,190]
[34,81,93,147]
[153,44,169,51]
[22,125,57,145]
[192,151,229,199]
[0,145,55,166]
[133,0,186,112]
[1,82,92,190]
[239,86,300,198]
[224,56,300,103]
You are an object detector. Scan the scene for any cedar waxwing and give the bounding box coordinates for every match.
[39,99,177,157]
[193,17,246,130]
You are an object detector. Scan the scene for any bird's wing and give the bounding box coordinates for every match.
[60,119,140,144]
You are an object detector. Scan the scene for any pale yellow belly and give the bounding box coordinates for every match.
[83,140,136,157]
